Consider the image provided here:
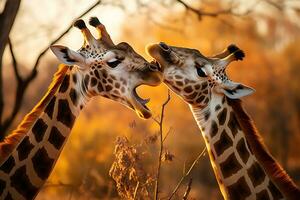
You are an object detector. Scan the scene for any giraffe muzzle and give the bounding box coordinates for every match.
[159,42,171,52]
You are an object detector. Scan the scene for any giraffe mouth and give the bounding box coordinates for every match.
[132,85,151,118]
[133,86,150,107]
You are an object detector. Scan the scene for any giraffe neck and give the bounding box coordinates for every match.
[190,94,286,200]
[0,66,90,200]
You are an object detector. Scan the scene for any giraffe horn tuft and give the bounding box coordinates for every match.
[74,18,98,47]
[89,16,114,46]
[217,51,244,70]
[233,49,245,60]
[211,44,245,71]
[89,17,102,27]
[211,44,242,59]
[227,44,240,54]
[73,19,87,30]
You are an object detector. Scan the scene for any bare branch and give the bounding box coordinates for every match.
[182,178,192,200]
[8,37,21,82]
[151,116,160,125]
[175,0,263,20]
[163,127,173,143]
[168,147,206,200]
[154,90,171,200]
[176,0,233,20]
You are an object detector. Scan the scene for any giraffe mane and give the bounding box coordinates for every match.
[228,98,300,199]
[0,64,69,163]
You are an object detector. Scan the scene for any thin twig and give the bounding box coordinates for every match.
[162,127,173,143]
[151,116,160,125]
[176,0,233,20]
[168,147,206,200]
[182,178,192,200]
[8,37,21,82]
[133,181,140,200]
[154,90,171,200]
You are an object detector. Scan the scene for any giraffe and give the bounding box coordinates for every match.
[0,17,162,200]
[146,42,300,200]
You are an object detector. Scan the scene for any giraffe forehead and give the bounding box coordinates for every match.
[81,46,145,70]
[211,65,228,84]
[172,46,199,55]
[172,47,211,65]
[79,46,122,61]
[131,53,145,63]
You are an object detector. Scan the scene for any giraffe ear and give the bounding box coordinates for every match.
[50,45,86,68]
[221,81,255,99]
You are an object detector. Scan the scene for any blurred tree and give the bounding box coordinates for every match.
[0,0,21,137]
[0,0,101,139]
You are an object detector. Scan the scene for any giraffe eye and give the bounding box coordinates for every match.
[107,58,122,68]
[195,62,207,77]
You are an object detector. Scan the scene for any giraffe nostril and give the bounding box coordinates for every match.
[148,61,161,72]
[159,42,170,52]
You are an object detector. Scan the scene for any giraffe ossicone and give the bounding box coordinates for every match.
[146,42,300,199]
[0,17,162,199]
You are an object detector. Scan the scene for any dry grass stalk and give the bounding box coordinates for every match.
[182,178,193,200]
[109,136,150,200]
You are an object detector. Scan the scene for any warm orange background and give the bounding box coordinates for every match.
[2,1,300,199]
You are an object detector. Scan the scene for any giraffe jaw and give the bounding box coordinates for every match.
[131,85,152,119]
[130,61,162,119]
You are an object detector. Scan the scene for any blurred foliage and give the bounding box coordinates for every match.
[1,0,300,199]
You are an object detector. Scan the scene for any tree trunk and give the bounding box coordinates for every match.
[0,0,21,131]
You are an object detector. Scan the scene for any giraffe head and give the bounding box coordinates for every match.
[146,43,255,107]
[50,17,162,119]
